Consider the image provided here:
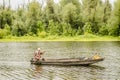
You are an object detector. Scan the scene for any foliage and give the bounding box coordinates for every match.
[38,31,47,38]
[99,25,108,35]
[83,22,92,34]
[60,0,81,13]
[26,0,42,35]
[0,29,6,38]
[45,0,55,21]
[37,21,45,32]
[61,3,77,26]
[48,20,59,35]
[107,0,120,36]
[0,23,11,38]
[12,19,27,36]
[0,0,119,39]
[103,0,112,24]
[0,9,13,29]
[4,24,11,35]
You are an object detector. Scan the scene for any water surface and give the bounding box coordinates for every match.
[0,41,120,80]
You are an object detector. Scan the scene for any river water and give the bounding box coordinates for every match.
[0,41,120,80]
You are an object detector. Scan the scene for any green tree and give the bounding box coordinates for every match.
[0,29,6,38]
[60,0,81,12]
[60,0,83,29]
[0,24,11,38]
[0,8,13,29]
[12,19,27,36]
[62,22,72,36]
[108,0,120,36]
[48,20,59,35]
[95,0,104,27]
[27,0,42,35]
[0,0,119,38]
[37,21,45,32]
[99,24,108,35]
[45,0,55,21]
[83,22,92,34]
[95,1,108,35]
[12,8,27,36]
[61,3,77,26]
[103,0,112,24]
[82,0,101,34]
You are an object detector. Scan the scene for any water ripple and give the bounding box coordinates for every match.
[0,41,120,80]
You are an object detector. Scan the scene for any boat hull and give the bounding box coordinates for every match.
[30,58,104,66]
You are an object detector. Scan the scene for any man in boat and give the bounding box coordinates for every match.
[34,48,45,61]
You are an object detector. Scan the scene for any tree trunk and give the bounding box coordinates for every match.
[9,0,11,9]
[3,0,5,9]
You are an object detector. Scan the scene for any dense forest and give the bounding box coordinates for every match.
[0,0,120,39]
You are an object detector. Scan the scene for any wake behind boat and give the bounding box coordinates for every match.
[30,55,104,66]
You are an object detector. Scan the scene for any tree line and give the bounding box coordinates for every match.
[0,0,120,38]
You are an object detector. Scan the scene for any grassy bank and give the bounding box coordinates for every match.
[0,34,120,42]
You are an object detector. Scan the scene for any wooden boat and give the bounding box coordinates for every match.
[30,57,104,66]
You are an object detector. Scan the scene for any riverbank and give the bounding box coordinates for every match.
[0,34,120,42]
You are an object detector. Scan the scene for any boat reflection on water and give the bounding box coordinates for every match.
[31,65,42,73]
[34,65,42,73]
[30,65,43,78]
[30,63,106,80]
[88,65,105,70]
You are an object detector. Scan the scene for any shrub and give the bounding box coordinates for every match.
[108,26,119,36]
[99,25,108,35]
[38,31,47,38]
[83,22,92,34]
[4,24,11,35]
[0,29,6,39]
